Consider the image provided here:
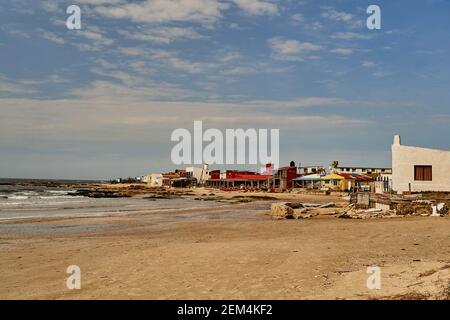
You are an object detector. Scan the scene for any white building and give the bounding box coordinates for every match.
[297,165,327,175]
[185,165,210,185]
[392,135,450,193]
[334,166,392,175]
[331,162,393,193]
[374,173,393,194]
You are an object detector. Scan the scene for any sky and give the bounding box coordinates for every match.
[1,0,449,180]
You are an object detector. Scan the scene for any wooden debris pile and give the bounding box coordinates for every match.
[269,193,450,221]
[337,204,397,219]
[340,192,450,219]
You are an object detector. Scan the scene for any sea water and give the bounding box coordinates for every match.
[0,183,269,221]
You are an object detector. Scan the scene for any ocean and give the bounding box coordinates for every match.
[0,182,269,221]
[0,183,200,220]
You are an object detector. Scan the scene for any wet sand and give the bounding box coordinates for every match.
[0,191,449,300]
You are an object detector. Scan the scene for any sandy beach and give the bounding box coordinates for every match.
[1,187,449,300]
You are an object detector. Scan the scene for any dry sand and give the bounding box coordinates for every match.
[0,191,449,300]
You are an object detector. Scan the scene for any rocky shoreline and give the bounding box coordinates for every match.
[67,185,191,199]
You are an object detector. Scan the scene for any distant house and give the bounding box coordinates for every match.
[209,170,220,180]
[170,177,190,188]
[392,135,450,193]
[206,170,272,190]
[161,172,181,187]
[334,165,392,175]
[186,165,210,186]
[297,166,326,175]
[293,173,323,189]
[332,162,392,193]
[275,161,299,191]
[321,173,372,191]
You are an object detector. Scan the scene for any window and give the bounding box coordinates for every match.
[414,165,432,181]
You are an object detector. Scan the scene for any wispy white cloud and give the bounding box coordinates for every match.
[268,37,322,61]
[0,24,30,38]
[40,30,65,44]
[331,48,353,55]
[247,97,346,108]
[40,1,60,13]
[362,60,376,68]
[331,32,374,40]
[64,26,115,51]
[90,68,140,86]
[0,95,366,137]
[18,74,70,85]
[70,79,198,101]
[232,0,278,15]
[149,49,217,73]
[290,13,304,24]
[95,0,229,25]
[372,70,391,78]
[76,26,114,45]
[116,47,148,56]
[220,66,255,75]
[218,51,242,63]
[0,75,36,95]
[118,27,205,44]
[320,6,363,29]
[77,0,125,4]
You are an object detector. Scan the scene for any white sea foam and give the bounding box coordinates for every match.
[8,196,30,200]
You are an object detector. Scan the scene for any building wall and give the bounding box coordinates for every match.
[374,173,392,194]
[209,170,220,180]
[278,167,297,190]
[148,174,163,187]
[392,135,450,192]
[297,166,326,175]
[323,179,368,191]
[336,167,392,175]
[186,166,210,184]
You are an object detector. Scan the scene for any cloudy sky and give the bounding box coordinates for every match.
[1,0,449,179]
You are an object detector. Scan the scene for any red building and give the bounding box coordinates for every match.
[206,170,272,190]
[276,161,299,191]
[225,170,259,179]
[209,170,220,180]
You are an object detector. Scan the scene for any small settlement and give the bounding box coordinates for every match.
[124,135,450,218]
[139,163,385,193]
[132,135,450,196]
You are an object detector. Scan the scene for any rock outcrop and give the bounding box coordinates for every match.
[270,202,336,220]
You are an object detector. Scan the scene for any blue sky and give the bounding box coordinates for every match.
[1,0,449,179]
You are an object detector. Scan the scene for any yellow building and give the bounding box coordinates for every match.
[147,173,163,187]
[321,173,372,191]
